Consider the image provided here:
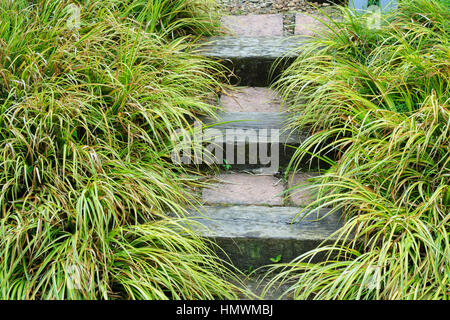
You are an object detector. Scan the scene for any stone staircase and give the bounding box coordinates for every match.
[186,11,343,281]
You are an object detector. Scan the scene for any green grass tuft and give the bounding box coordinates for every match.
[265,0,449,300]
[0,0,244,299]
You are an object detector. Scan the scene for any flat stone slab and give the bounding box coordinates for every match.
[202,112,303,145]
[221,14,283,37]
[200,36,304,59]
[287,172,320,206]
[220,87,285,113]
[202,174,284,205]
[295,13,326,36]
[186,205,344,268]
[190,205,341,240]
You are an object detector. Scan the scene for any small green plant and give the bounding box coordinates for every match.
[245,266,254,275]
[269,255,282,263]
[222,159,232,171]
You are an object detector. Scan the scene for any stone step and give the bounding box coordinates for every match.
[199,87,312,169]
[221,14,284,37]
[199,36,306,86]
[198,12,329,86]
[202,173,286,206]
[205,112,303,144]
[295,12,330,36]
[202,172,320,206]
[201,114,296,169]
[220,87,285,113]
[201,111,305,168]
[197,85,335,169]
[186,205,343,269]
[176,88,326,169]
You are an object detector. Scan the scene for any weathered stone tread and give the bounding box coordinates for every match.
[220,87,284,113]
[188,205,342,241]
[202,174,284,206]
[221,14,284,37]
[184,205,343,268]
[200,36,306,59]
[203,112,304,145]
[199,36,307,86]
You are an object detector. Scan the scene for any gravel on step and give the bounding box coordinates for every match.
[218,0,333,15]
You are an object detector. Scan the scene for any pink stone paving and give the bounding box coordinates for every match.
[202,174,284,206]
[295,13,325,36]
[221,14,283,37]
[220,87,284,112]
[287,172,319,206]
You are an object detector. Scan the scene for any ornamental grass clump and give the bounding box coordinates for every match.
[265,0,449,299]
[0,0,242,299]
[79,0,221,37]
